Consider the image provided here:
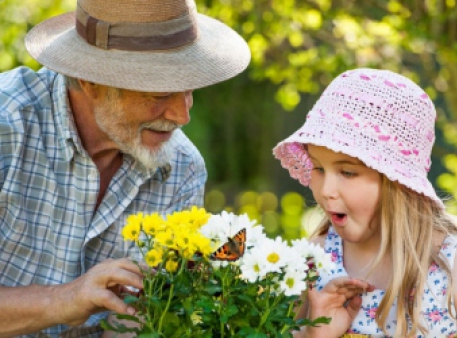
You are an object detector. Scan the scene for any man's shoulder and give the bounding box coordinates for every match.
[0,67,58,109]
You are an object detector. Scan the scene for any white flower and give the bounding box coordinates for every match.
[283,262,309,276]
[199,213,230,243]
[279,270,308,296]
[240,249,267,283]
[309,243,335,274]
[200,212,258,243]
[291,238,335,274]
[291,238,315,260]
[199,211,262,268]
[256,236,291,274]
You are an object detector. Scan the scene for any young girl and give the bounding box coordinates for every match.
[273,68,457,337]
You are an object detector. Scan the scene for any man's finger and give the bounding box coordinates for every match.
[93,289,137,315]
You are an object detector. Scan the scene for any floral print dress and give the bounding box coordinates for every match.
[316,226,457,337]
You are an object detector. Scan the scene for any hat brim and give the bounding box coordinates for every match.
[273,131,446,210]
[25,12,251,92]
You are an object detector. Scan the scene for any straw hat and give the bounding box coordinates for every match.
[25,0,251,92]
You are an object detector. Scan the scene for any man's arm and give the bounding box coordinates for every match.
[0,258,143,337]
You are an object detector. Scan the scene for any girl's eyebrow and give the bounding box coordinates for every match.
[308,154,363,166]
[334,159,364,165]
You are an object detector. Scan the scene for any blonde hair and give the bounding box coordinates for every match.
[311,175,457,337]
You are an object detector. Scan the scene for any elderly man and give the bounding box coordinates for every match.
[0,0,250,336]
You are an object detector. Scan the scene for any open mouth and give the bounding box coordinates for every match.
[330,212,347,225]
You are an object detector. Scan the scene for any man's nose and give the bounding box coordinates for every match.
[163,91,192,125]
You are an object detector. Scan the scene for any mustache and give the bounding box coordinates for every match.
[141,120,180,132]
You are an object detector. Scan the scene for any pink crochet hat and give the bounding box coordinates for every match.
[273,68,444,209]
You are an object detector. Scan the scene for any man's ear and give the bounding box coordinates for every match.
[78,79,100,99]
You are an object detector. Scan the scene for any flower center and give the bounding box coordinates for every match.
[267,252,280,263]
[286,277,295,288]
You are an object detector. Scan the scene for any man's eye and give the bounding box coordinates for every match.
[154,95,171,100]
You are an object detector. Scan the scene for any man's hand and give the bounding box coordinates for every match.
[0,258,144,337]
[55,258,144,327]
[304,277,374,338]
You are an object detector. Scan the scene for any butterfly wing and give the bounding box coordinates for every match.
[210,228,246,261]
[232,228,246,256]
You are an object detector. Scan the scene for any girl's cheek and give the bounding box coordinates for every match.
[308,180,314,191]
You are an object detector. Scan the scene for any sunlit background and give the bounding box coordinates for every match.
[3,0,457,239]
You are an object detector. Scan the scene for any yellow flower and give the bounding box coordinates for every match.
[165,259,179,273]
[142,213,165,236]
[193,233,213,257]
[190,311,203,325]
[145,248,163,267]
[187,206,211,229]
[166,210,191,228]
[181,248,194,260]
[173,228,192,251]
[122,213,143,241]
[165,207,211,231]
[154,228,177,250]
[173,229,212,258]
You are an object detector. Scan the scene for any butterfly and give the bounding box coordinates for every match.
[210,228,246,262]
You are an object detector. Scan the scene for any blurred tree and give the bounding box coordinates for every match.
[197,0,457,111]
[0,0,74,71]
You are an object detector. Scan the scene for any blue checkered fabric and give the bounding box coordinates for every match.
[0,67,207,337]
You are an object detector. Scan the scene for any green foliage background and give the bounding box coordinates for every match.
[2,0,457,239]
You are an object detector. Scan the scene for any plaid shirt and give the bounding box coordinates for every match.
[0,67,207,337]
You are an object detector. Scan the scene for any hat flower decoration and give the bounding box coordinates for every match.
[102,207,334,337]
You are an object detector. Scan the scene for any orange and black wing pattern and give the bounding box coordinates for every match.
[210,228,246,261]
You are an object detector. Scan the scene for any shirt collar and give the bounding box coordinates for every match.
[51,72,86,161]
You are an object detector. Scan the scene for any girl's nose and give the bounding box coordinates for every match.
[320,176,339,200]
[162,91,192,125]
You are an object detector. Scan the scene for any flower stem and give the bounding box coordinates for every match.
[158,283,174,333]
[280,299,295,333]
[257,273,274,331]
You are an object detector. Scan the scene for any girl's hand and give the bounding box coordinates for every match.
[305,277,374,338]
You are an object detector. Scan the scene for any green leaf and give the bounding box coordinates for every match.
[100,318,140,334]
[123,294,140,305]
[113,313,142,323]
[204,284,223,295]
[138,333,161,338]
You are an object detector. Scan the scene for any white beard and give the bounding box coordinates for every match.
[93,88,178,171]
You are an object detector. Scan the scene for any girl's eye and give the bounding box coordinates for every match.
[342,170,356,178]
[312,167,324,173]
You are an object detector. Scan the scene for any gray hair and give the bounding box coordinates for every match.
[65,75,82,90]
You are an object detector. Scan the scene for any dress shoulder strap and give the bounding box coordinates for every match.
[440,234,457,268]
